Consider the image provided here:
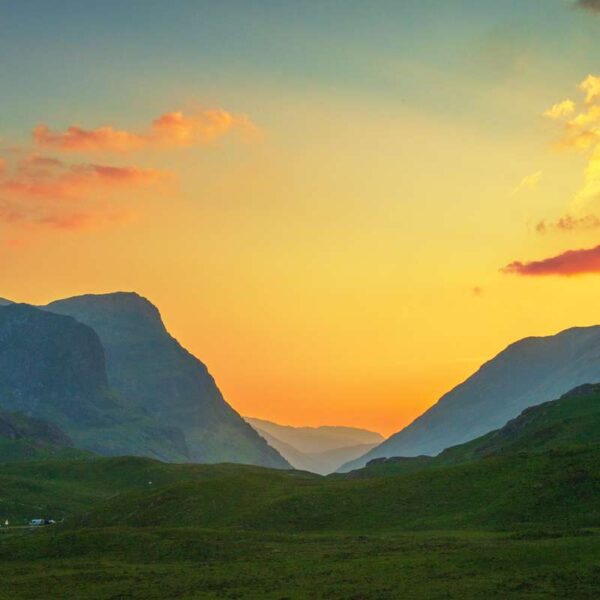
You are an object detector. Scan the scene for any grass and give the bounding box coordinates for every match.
[71,445,600,533]
[0,528,599,599]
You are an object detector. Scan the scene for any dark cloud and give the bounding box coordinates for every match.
[577,0,600,13]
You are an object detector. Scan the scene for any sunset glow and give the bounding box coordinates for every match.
[4,1,600,436]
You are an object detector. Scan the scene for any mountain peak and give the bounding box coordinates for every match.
[45,292,167,336]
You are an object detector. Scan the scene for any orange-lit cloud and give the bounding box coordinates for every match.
[0,154,167,231]
[34,108,258,153]
[503,243,600,276]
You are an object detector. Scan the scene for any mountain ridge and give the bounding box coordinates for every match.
[43,292,289,468]
[341,324,600,471]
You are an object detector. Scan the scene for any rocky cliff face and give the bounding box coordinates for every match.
[0,303,113,422]
[0,303,189,460]
[45,292,289,468]
[340,325,600,471]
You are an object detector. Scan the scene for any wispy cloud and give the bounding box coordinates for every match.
[2,103,258,238]
[511,170,542,195]
[503,243,600,276]
[535,214,600,234]
[543,100,575,120]
[34,109,258,153]
[0,154,168,231]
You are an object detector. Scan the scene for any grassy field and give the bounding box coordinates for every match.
[1,527,599,599]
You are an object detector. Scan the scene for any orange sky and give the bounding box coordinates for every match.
[4,2,600,436]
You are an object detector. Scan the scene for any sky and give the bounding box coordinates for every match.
[3,0,600,436]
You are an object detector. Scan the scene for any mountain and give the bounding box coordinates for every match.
[0,297,12,306]
[246,417,383,474]
[340,324,600,471]
[44,292,289,468]
[0,303,189,460]
[0,409,90,463]
[349,382,600,477]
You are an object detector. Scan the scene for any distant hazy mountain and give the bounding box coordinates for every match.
[246,417,383,474]
[0,303,189,460]
[44,292,289,468]
[340,324,600,471]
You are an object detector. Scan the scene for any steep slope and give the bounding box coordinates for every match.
[341,325,600,471]
[0,410,90,463]
[247,417,383,474]
[350,383,600,477]
[45,292,289,468]
[0,303,188,460]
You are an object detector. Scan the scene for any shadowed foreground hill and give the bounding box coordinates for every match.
[75,445,600,532]
[45,293,288,468]
[342,324,600,471]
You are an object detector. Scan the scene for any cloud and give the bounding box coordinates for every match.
[543,100,575,120]
[580,75,600,105]
[576,0,600,14]
[34,108,258,153]
[536,214,600,234]
[0,154,168,231]
[542,75,600,216]
[511,170,542,195]
[503,243,600,276]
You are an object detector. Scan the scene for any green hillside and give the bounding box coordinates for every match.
[0,457,314,524]
[73,444,599,532]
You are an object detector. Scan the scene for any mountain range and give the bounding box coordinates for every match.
[246,417,383,474]
[341,324,600,471]
[0,294,289,468]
